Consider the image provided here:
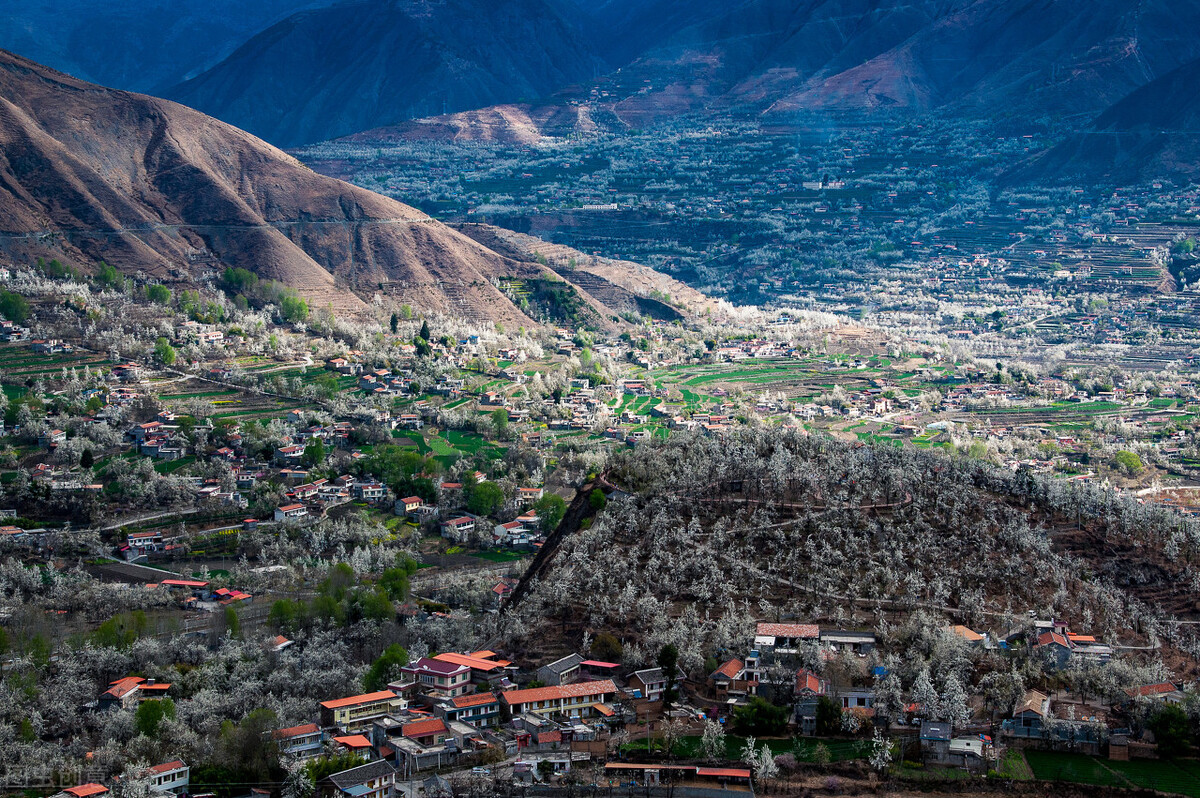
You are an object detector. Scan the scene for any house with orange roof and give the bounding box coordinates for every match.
[950,625,985,646]
[332,734,375,755]
[320,690,406,733]
[500,679,616,720]
[61,785,108,798]
[98,677,169,710]
[708,658,756,699]
[432,651,511,687]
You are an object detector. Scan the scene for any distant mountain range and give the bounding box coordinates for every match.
[5,0,1200,182]
[0,51,712,326]
[167,0,608,147]
[0,0,324,93]
[585,0,1200,122]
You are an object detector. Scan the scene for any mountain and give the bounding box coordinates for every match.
[0,51,702,328]
[0,0,326,93]
[575,0,1200,124]
[168,0,608,147]
[1013,56,1200,185]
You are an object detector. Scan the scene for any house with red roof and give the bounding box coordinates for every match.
[98,677,169,710]
[143,761,189,795]
[274,722,325,759]
[401,717,448,746]
[432,651,511,687]
[1034,631,1073,670]
[434,691,500,728]
[1124,681,1184,705]
[754,622,819,655]
[399,657,471,698]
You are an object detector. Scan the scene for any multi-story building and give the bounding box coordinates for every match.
[144,761,189,795]
[500,680,617,720]
[399,658,471,699]
[320,691,406,733]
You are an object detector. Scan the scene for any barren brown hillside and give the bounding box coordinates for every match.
[0,50,544,323]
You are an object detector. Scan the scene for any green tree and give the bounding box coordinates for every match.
[591,632,623,662]
[268,598,301,632]
[1113,450,1143,475]
[280,294,308,323]
[80,449,94,469]
[154,337,176,365]
[146,284,171,304]
[320,562,356,601]
[733,696,788,736]
[93,610,148,649]
[223,605,240,638]
[0,290,30,323]
[301,438,326,468]
[363,445,434,488]
[135,697,176,737]
[363,643,409,692]
[491,408,509,440]
[657,643,679,707]
[390,312,399,334]
[533,494,566,532]
[418,320,431,341]
[466,480,504,516]
[93,261,126,291]
[352,587,394,622]
[814,696,842,736]
[1149,704,1191,758]
[379,565,414,601]
[588,489,607,511]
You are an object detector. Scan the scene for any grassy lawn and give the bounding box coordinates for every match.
[1025,750,1200,795]
[427,435,461,458]
[1024,751,1123,787]
[472,549,528,563]
[998,749,1033,780]
[154,456,196,474]
[1104,757,1200,797]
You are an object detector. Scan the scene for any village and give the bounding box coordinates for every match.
[0,256,1199,798]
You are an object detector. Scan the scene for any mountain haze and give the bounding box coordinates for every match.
[1013,55,1200,185]
[169,0,607,147]
[0,0,326,93]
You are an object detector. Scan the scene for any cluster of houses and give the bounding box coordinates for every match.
[701,619,1166,770]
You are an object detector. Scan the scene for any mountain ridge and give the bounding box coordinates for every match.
[167,0,608,147]
[0,50,707,330]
